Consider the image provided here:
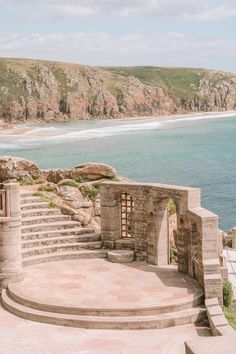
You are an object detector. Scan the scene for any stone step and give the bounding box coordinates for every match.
[21,202,50,210]
[22,234,101,248]
[21,196,42,204]
[21,221,82,234]
[21,208,62,218]
[1,290,206,330]
[22,242,103,258]
[22,215,71,226]
[21,192,36,198]
[21,228,96,241]
[8,286,205,317]
[22,249,108,267]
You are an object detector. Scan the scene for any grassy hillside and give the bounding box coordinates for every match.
[103,66,206,98]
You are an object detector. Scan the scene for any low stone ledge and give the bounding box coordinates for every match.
[207,304,223,317]
[205,297,232,336]
[205,298,219,307]
[185,336,236,354]
[185,297,236,353]
[107,250,134,263]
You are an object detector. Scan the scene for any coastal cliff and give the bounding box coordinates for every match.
[1,58,236,123]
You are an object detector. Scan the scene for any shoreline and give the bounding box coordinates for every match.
[116,110,236,122]
[0,110,236,138]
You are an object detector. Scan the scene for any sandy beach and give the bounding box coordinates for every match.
[0,111,236,140]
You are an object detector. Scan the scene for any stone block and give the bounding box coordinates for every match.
[205,297,219,307]
[107,250,134,263]
[115,238,135,250]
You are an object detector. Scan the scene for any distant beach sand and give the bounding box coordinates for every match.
[0,111,236,140]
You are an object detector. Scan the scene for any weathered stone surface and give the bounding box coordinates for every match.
[58,186,84,201]
[44,164,117,183]
[101,181,223,304]
[108,250,135,263]
[0,156,41,182]
[43,169,72,184]
[0,156,116,184]
[72,209,92,226]
[73,163,117,181]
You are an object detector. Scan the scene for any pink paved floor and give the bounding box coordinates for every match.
[0,304,211,354]
[10,259,203,310]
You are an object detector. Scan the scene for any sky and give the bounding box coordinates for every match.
[0,0,236,73]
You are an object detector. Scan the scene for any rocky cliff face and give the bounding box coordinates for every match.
[0,58,236,123]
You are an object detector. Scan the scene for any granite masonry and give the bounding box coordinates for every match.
[0,179,234,353]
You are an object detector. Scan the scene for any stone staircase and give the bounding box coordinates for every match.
[20,191,107,266]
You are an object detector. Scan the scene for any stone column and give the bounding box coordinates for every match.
[232,227,236,249]
[147,198,169,266]
[177,228,189,273]
[0,183,23,289]
[100,186,121,249]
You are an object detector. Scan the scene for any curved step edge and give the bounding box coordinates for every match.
[8,286,205,317]
[22,250,108,267]
[1,290,206,330]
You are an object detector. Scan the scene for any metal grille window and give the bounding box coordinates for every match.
[121,192,134,238]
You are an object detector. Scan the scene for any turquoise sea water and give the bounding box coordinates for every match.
[0,113,236,230]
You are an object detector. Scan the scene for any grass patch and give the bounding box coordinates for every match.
[34,192,59,208]
[75,176,87,183]
[222,280,236,331]
[224,306,236,331]
[38,184,57,192]
[19,178,46,186]
[82,185,100,201]
[103,66,206,98]
[58,179,78,187]
[223,280,234,308]
[168,199,177,215]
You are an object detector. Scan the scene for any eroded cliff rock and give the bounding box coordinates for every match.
[0,58,236,123]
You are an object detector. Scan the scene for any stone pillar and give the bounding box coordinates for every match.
[0,183,23,289]
[177,228,189,273]
[147,198,169,266]
[100,186,121,249]
[232,227,236,249]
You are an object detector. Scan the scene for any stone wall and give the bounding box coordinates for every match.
[100,181,224,304]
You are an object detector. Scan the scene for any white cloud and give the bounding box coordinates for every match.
[0,31,235,72]
[2,0,236,22]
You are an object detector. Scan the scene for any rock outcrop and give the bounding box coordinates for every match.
[0,58,236,123]
[0,156,119,229]
[0,156,117,183]
[0,156,41,182]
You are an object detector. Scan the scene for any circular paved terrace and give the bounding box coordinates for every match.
[9,259,203,312]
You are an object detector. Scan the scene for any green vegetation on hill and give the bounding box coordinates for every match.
[103,66,206,98]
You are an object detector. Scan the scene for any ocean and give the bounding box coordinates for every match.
[0,112,236,230]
